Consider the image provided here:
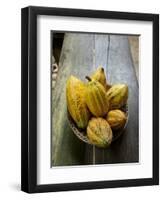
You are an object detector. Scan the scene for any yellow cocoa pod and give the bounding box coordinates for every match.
[66,75,90,129]
[87,117,113,148]
[85,76,109,117]
[107,84,128,110]
[106,109,127,130]
[91,66,107,89]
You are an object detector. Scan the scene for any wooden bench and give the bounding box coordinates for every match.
[52,33,139,166]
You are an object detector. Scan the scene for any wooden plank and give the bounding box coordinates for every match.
[128,36,139,82]
[52,33,96,166]
[95,35,139,164]
[93,34,110,164]
[84,34,111,164]
[94,34,110,71]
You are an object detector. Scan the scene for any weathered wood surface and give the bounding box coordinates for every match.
[52,33,139,166]
[93,35,139,164]
[52,33,96,166]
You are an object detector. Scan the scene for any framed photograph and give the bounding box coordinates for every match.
[21,6,159,193]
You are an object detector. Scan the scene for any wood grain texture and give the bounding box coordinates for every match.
[52,33,139,166]
[52,33,95,166]
[95,35,139,164]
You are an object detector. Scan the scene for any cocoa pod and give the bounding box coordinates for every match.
[91,66,107,89]
[106,109,127,130]
[87,117,113,148]
[66,76,90,129]
[107,84,128,110]
[85,76,109,117]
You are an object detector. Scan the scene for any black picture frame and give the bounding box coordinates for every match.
[21,6,159,193]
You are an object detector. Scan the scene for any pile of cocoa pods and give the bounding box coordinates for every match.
[66,67,128,148]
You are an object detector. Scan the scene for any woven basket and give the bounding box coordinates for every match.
[67,104,129,146]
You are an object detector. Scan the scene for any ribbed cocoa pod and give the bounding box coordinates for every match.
[107,84,128,110]
[106,109,127,130]
[66,76,90,129]
[91,66,107,89]
[85,76,109,117]
[87,117,113,148]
